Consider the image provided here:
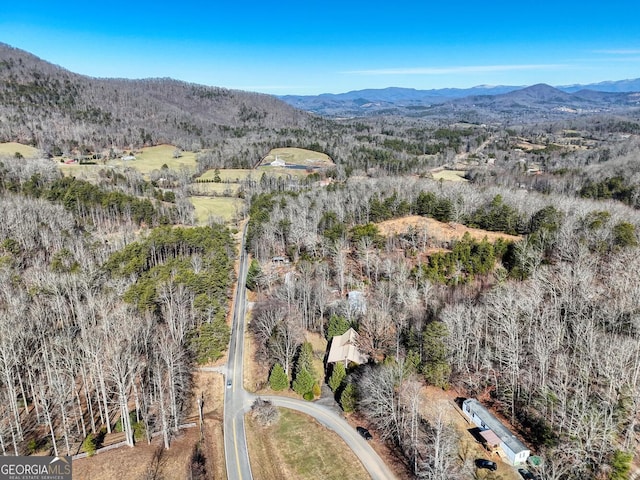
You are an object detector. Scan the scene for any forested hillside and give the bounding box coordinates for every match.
[0,43,319,156]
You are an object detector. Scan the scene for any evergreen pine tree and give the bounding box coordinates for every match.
[327,315,350,340]
[328,362,346,392]
[422,321,451,388]
[340,383,356,413]
[269,363,288,391]
[292,368,314,397]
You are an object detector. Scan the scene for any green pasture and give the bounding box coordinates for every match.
[0,142,40,158]
[189,196,244,225]
[111,145,198,174]
[431,169,468,182]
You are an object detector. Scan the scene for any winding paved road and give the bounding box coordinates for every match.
[223,223,397,480]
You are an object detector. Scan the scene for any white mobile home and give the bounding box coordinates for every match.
[462,399,530,466]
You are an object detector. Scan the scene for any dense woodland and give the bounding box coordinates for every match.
[3,42,640,479]
[0,155,236,460]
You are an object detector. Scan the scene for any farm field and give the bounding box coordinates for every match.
[376,215,522,244]
[430,169,468,182]
[245,408,370,480]
[58,163,107,181]
[110,145,198,174]
[58,145,199,179]
[189,196,244,225]
[0,142,40,158]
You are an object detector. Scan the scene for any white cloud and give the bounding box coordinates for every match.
[594,49,640,55]
[344,64,569,75]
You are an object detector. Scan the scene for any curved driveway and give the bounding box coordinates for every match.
[223,223,397,480]
[262,395,397,480]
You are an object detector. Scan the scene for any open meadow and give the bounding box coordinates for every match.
[110,145,198,174]
[0,142,40,158]
[430,169,468,182]
[190,196,244,225]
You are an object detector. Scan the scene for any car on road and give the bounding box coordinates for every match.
[475,459,497,471]
[356,426,372,440]
[226,379,232,388]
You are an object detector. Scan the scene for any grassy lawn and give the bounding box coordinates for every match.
[196,168,255,182]
[245,408,370,480]
[0,142,40,158]
[189,197,244,225]
[431,169,468,182]
[58,163,108,181]
[111,145,198,174]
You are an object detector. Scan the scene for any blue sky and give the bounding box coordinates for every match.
[2,0,640,95]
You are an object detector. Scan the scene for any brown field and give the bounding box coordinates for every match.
[190,182,241,196]
[515,140,545,151]
[376,215,521,244]
[58,163,106,181]
[245,408,370,480]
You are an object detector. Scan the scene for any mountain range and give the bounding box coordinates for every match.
[280,80,640,118]
[1,41,640,152]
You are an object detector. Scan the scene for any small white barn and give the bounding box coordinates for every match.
[327,328,368,366]
[462,399,530,466]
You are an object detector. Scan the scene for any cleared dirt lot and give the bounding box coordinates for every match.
[377,215,521,244]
